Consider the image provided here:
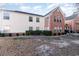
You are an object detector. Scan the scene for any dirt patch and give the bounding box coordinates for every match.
[0,35,79,56]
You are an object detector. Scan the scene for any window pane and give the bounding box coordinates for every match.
[57,19,59,22]
[29,27,33,30]
[60,20,61,22]
[29,16,33,22]
[54,16,56,22]
[58,16,62,22]
[3,12,10,20]
[36,27,39,30]
[36,17,40,22]
[4,16,9,19]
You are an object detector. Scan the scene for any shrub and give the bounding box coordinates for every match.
[42,31,52,36]
[25,30,52,36]
[0,33,5,37]
[26,31,31,35]
[33,30,42,35]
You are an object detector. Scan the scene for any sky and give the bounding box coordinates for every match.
[0,3,77,17]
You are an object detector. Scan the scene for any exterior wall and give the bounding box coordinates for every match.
[44,15,50,30]
[65,20,75,32]
[74,16,79,32]
[0,8,65,34]
[54,10,64,33]
[0,10,44,33]
[44,9,65,33]
[0,10,4,33]
[65,15,79,33]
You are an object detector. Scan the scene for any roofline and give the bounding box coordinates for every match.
[44,7,65,17]
[0,9,44,17]
[44,7,58,16]
[0,7,64,17]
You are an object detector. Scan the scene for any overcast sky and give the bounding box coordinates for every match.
[0,3,77,17]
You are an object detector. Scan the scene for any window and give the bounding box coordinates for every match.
[29,16,33,22]
[36,27,39,30]
[57,19,59,22]
[54,16,56,22]
[29,27,33,31]
[54,27,57,32]
[59,17,62,22]
[59,29,62,32]
[3,12,10,20]
[59,27,62,32]
[3,26,10,33]
[58,16,62,22]
[36,17,40,22]
[54,29,57,33]
[60,19,61,22]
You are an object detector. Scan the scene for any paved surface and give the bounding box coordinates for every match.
[0,33,79,56]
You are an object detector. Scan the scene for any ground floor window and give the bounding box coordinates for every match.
[36,27,39,30]
[29,27,33,31]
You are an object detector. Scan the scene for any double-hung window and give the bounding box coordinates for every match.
[29,27,33,31]
[29,16,33,22]
[36,17,40,22]
[3,12,10,20]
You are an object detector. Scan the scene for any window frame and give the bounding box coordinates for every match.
[29,27,33,31]
[29,16,33,22]
[3,12,10,20]
[36,17,40,22]
[36,27,40,30]
[54,16,56,22]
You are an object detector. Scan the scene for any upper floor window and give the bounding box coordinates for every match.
[29,16,33,22]
[60,19,61,22]
[57,18,59,22]
[3,12,10,20]
[36,17,40,22]
[58,16,62,22]
[54,16,56,22]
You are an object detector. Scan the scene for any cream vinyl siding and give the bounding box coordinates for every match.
[0,10,44,33]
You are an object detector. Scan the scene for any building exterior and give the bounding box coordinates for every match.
[65,20,75,33]
[0,7,65,35]
[74,15,79,32]
[65,13,79,33]
[0,9,44,33]
[44,7,65,34]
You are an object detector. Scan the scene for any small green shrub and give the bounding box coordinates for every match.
[42,30,52,36]
[26,31,32,35]
[33,30,42,35]
[25,30,52,36]
[0,33,5,37]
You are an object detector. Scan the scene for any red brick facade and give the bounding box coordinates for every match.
[65,15,79,33]
[45,7,65,34]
